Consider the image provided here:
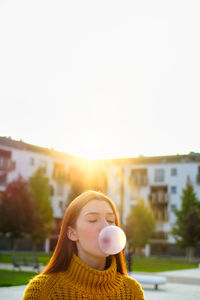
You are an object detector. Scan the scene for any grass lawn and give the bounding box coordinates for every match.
[0,269,37,287]
[0,252,51,265]
[130,256,200,272]
[0,252,199,286]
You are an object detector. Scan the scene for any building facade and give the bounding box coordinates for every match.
[106,155,200,255]
[1,136,200,256]
[0,136,83,251]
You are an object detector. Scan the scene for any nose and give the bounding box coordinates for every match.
[100,219,110,231]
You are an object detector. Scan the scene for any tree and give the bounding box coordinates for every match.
[0,176,39,250]
[171,182,200,261]
[29,168,54,247]
[125,199,156,255]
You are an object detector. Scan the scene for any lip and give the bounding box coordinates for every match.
[100,236,111,249]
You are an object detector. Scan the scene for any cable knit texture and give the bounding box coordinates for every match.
[23,254,145,299]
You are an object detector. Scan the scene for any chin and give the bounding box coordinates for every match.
[96,250,110,258]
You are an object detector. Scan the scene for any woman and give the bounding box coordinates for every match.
[23,190,145,299]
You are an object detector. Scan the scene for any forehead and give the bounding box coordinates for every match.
[80,199,114,215]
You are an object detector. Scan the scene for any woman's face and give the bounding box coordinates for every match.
[68,200,116,259]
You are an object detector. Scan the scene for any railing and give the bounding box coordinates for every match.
[151,231,168,240]
[129,174,148,187]
[52,163,68,183]
[0,158,16,171]
[148,193,168,205]
[153,210,168,222]
[0,172,7,186]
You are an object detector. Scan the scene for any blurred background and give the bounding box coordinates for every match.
[0,1,200,290]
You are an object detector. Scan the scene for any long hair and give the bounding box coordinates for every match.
[42,190,127,275]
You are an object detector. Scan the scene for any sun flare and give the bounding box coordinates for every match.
[80,137,104,161]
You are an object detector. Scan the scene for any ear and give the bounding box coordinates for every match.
[67,226,78,242]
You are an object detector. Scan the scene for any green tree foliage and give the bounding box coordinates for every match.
[29,168,54,245]
[171,182,200,261]
[125,199,156,255]
[0,176,39,250]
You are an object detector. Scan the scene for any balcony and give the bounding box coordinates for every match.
[148,192,169,205]
[0,172,7,186]
[150,231,168,243]
[129,169,148,187]
[0,158,16,172]
[52,162,68,183]
[153,209,168,222]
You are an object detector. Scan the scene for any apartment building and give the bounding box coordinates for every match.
[1,136,200,255]
[106,155,200,255]
[0,136,83,251]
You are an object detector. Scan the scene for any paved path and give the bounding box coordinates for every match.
[130,267,200,285]
[143,282,200,300]
[156,268,200,285]
[0,285,26,300]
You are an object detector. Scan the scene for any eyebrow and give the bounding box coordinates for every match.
[84,212,115,216]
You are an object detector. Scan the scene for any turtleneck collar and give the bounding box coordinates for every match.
[65,254,123,294]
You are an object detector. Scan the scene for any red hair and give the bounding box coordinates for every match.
[42,190,127,275]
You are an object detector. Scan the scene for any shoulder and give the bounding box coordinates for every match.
[22,273,58,300]
[120,274,146,300]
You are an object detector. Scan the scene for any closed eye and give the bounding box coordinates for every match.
[107,220,115,224]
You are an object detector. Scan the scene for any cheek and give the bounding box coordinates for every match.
[78,224,99,241]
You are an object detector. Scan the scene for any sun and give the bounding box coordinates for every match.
[57,135,118,161]
[81,137,104,161]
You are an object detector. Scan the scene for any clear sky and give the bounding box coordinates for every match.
[0,0,200,160]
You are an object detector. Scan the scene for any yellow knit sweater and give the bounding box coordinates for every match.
[23,254,145,299]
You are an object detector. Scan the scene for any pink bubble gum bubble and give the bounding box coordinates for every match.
[98,225,126,255]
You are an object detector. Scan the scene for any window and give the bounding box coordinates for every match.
[171,204,176,211]
[171,186,177,194]
[57,183,64,195]
[154,169,164,182]
[59,200,64,213]
[171,168,177,176]
[0,172,6,185]
[197,166,200,184]
[29,157,35,166]
[39,160,47,173]
[129,168,148,186]
[53,162,66,182]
